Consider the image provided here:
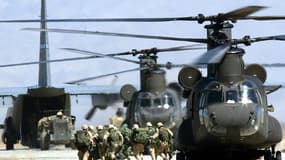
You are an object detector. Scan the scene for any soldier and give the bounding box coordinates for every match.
[2,117,20,150]
[131,124,147,160]
[106,124,124,160]
[74,124,91,160]
[87,125,97,160]
[155,122,173,160]
[95,125,109,160]
[117,123,133,160]
[145,122,158,160]
[88,125,96,136]
[109,108,124,127]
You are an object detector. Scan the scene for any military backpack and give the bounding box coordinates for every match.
[74,130,90,149]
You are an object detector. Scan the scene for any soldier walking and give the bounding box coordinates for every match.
[155,122,173,160]
[145,122,158,160]
[74,125,91,160]
[106,124,124,160]
[94,125,109,160]
[131,124,147,160]
[117,123,133,160]
[87,125,98,160]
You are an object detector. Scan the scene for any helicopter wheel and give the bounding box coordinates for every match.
[276,151,282,160]
[264,150,272,160]
[176,151,186,160]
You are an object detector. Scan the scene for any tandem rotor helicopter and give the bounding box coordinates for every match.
[18,5,285,160]
[60,45,204,129]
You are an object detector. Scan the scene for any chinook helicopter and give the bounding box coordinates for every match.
[20,5,285,160]
[60,45,203,129]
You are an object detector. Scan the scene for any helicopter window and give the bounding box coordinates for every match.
[240,85,258,104]
[163,93,174,106]
[226,90,238,103]
[140,99,152,107]
[154,98,161,106]
[206,90,223,105]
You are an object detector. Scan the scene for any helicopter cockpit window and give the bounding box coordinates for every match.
[239,81,259,104]
[163,93,174,106]
[140,98,151,107]
[154,98,161,106]
[204,82,223,105]
[226,90,238,103]
[207,90,223,105]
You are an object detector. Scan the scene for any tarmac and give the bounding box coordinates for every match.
[0,144,175,160]
[0,129,283,160]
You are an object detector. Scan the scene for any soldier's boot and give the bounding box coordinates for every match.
[83,151,90,160]
[160,153,167,160]
[135,153,142,160]
[110,152,116,160]
[149,148,156,160]
[78,150,85,160]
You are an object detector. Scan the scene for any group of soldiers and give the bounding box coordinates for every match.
[74,122,174,160]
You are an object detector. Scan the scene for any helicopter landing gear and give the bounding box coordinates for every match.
[176,151,186,160]
[264,145,282,160]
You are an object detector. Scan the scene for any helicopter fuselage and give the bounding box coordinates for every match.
[176,76,282,152]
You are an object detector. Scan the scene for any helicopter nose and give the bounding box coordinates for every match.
[207,103,255,128]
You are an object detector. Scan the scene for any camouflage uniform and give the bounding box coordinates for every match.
[145,122,158,160]
[106,124,124,160]
[116,123,133,160]
[87,125,98,160]
[131,124,147,160]
[74,125,91,160]
[155,122,173,160]
[95,125,109,160]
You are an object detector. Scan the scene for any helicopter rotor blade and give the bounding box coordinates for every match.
[0,6,265,23]
[65,67,142,84]
[220,6,266,20]
[194,43,230,64]
[0,16,199,23]
[23,28,207,43]
[261,63,285,67]
[252,35,285,42]
[62,44,205,57]
[232,35,285,45]
[240,16,285,21]
[62,48,140,64]
[0,55,107,68]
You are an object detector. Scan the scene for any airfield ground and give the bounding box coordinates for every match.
[0,129,284,160]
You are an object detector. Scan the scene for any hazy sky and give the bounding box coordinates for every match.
[0,0,284,127]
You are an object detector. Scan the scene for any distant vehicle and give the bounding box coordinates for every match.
[37,111,76,150]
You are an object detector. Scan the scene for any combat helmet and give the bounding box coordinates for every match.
[82,124,88,130]
[146,122,152,127]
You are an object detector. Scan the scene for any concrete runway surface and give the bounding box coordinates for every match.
[0,146,283,160]
[0,145,176,160]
